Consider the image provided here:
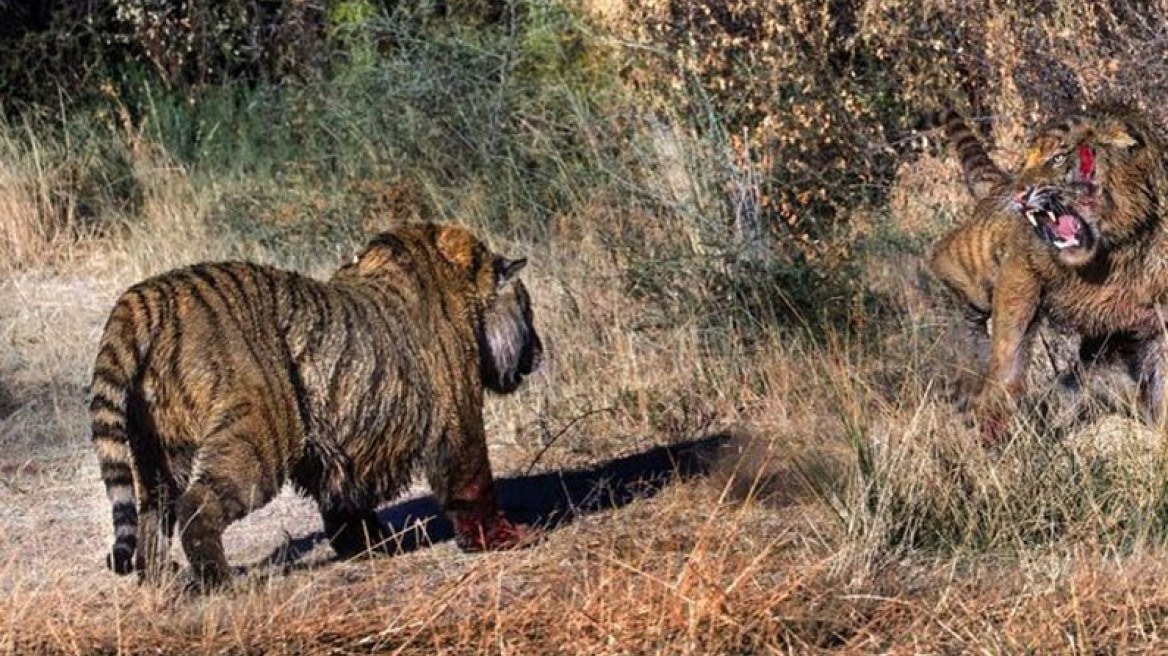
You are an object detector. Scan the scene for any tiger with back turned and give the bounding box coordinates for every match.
[90,223,542,589]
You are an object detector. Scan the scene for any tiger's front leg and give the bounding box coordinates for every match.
[445,478,528,552]
[427,423,530,552]
[320,504,396,559]
[973,263,1042,444]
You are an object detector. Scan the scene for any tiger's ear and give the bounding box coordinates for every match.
[496,257,527,285]
[1099,120,1141,150]
[436,226,478,270]
[337,244,372,276]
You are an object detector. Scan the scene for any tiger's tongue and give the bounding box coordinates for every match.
[1054,215,1079,240]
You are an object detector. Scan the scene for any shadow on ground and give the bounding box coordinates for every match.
[255,433,730,571]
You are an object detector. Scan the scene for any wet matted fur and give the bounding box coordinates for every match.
[966,105,1168,437]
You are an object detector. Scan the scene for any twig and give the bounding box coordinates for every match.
[523,407,615,476]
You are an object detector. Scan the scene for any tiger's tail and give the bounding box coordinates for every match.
[89,286,155,574]
[920,108,1010,199]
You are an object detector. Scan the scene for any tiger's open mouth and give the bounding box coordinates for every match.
[1014,186,1100,266]
[1010,142,1104,265]
[1024,198,1094,252]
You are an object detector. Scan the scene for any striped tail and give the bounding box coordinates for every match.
[89,289,151,575]
[921,109,1010,199]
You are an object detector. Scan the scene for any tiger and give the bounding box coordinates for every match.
[90,223,543,589]
[924,108,1035,404]
[968,104,1168,437]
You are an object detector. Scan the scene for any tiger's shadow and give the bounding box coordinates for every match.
[252,433,729,573]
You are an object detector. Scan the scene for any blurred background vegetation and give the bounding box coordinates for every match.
[3,0,1168,338]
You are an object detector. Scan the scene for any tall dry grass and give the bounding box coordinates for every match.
[6,1,1168,654]
[0,126,83,271]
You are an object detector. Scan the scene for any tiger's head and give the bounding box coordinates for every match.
[1010,107,1161,268]
[478,259,542,394]
[427,224,543,394]
[347,224,542,394]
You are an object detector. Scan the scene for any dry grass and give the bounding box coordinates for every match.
[7,203,1168,654]
[0,128,82,272]
[8,1,1168,654]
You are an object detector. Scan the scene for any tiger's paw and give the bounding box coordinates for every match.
[453,512,536,552]
[971,395,1013,448]
[106,543,136,575]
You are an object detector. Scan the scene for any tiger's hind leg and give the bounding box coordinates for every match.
[292,459,399,559]
[127,419,180,582]
[136,477,178,582]
[176,420,283,590]
[952,305,991,411]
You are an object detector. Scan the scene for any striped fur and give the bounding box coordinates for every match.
[927,107,1019,320]
[924,108,1027,409]
[91,223,542,588]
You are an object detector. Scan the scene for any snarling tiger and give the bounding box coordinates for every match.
[971,105,1168,437]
